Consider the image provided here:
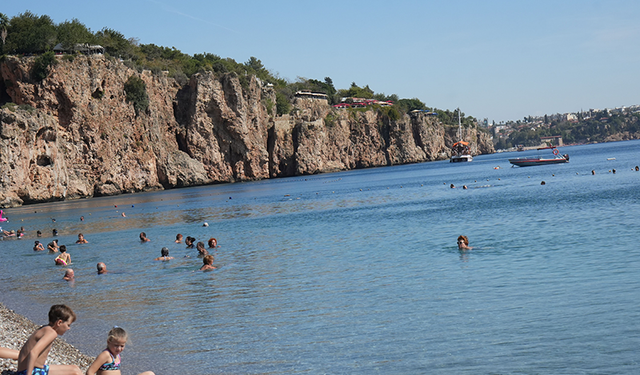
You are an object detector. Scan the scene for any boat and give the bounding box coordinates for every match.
[450,109,473,162]
[509,147,569,167]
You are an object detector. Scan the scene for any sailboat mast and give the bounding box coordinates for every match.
[458,108,461,142]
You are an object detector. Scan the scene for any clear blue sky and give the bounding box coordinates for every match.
[4,0,640,123]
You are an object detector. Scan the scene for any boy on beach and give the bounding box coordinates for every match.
[17,304,82,375]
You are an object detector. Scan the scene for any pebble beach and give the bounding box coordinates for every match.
[0,303,93,375]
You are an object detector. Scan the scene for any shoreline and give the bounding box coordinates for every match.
[0,303,93,375]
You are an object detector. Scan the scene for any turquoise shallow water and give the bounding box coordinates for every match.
[1,140,639,374]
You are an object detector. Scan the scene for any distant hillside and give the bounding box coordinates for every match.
[493,109,640,149]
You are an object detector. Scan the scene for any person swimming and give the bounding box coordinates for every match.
[76,233,88,244]
[139,232,151,242]
[97,262,107,274]
[457,235,472,250]
[200,254,216,271]
[63,269,74,281]
[154,247,174,261]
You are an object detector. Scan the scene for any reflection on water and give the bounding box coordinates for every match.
[1,140,640,374]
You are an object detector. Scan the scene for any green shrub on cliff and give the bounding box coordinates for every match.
[276,92,291,116]
[380,106,401,121]
[31,51,57,81]
[124,75,149,116]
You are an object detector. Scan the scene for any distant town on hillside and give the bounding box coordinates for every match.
[486,104,640,151]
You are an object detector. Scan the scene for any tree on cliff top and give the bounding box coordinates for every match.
[4,11,57,54]
[338,82,374,99]
[56,18,95,49]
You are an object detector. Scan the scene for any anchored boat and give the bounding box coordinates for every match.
[509,147,569,167]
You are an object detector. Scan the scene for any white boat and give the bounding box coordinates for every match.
[450,108,473,163]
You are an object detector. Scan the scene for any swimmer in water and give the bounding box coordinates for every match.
[34,241,45,251]
[457,235,472,250]
[48,239,59,253]
[175,233,183,243]
[97,262,107,274]
[55,245,71,265]
[200,255,216,271]
[76,233,88,244]
[154,247,174,261]
[185,236,195,249]
[139,232,151,242]
[207,237,218,248]
[196,242,209,257]
[63,269,74,281]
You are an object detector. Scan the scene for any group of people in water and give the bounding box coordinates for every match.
[3,215,221,281]
[51,229,220,282]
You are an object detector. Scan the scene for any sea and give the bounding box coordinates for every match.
[1,140,639,375]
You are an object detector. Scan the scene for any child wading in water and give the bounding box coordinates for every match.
[86,327,154,375]
[55,245,71,265]
[17,304,82,375]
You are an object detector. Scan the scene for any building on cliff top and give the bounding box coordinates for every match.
[294,91,328,100]
[53,43,105,55]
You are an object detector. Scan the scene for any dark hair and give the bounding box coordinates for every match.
[59,245,67,253]
[161,247,169,257]
[48,304,76,324]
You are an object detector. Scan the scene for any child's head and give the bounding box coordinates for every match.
[139,232,147,239]
[208,238,217,247]
[203,254,214,265]
[35,240,40,245]
[161,247,169,257]
[78,233,84,238]
[59,245,67,253]
[48,304,76,325]
[107,326,128,343]
[107,327,128,356]
[176,233,183,240]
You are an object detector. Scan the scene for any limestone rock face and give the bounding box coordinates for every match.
[0,55,494,207]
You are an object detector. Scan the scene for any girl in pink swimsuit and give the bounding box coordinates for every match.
[86,327,155,375]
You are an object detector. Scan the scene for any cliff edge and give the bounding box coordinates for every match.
[0,55,493,207]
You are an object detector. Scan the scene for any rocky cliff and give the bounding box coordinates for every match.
[0,55,493,207]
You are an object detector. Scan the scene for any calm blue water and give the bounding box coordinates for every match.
[1,140,639,374]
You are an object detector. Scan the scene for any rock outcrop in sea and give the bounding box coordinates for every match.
[0,55,494,207]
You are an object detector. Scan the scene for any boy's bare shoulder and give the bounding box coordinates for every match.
[27,325,56,342]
